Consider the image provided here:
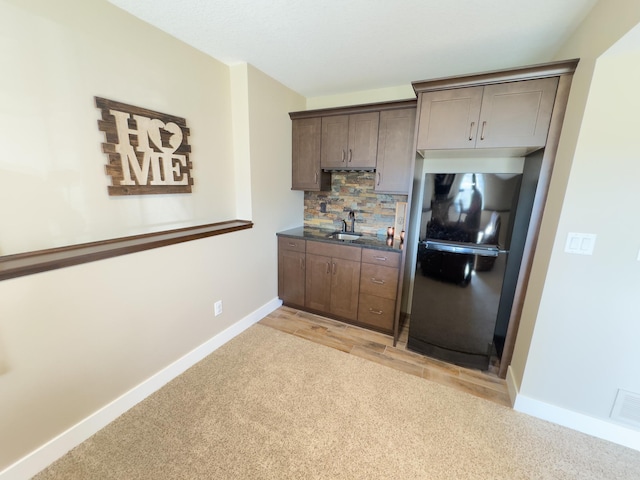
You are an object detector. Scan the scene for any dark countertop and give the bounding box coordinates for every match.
[277,226,404,253]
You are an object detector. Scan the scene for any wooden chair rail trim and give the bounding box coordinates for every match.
[0,220,253,282]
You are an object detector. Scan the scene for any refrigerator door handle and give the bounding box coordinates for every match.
[423,240,505,257]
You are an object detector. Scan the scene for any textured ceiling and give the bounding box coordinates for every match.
[107,0,597,97]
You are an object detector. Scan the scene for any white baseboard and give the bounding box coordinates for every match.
[512,385,640,453]
[0,298,282,480]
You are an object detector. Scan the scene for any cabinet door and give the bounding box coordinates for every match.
[305,253,332,312]
[278,249,306,306]
[278,237,306,306]
[347,112,379,168]
[329,258,361,320]
[416,86,483,150]
[321,115,349,168]
[292,117,328,191]
[477,77,559,149]
[357,294,395,332]
[359,263,399,300]
[375,108,416,193]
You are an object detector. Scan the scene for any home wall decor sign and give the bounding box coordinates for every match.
[95,97,193,195]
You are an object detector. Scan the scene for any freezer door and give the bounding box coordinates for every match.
[408,247,509,370]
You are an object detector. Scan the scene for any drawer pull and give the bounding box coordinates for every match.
[288,242,297,247]
[374,256,387,261]
[326,262,330,274]
[369,308,383,315]
[371,278,385,285]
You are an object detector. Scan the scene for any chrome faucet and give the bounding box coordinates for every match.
[340,211,356,232]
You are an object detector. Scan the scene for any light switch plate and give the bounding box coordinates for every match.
[565,232,596,255]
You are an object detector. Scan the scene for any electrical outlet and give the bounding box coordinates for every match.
[214,300,223,316]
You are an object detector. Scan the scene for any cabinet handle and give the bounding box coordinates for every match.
[332,262,337,275]
[341,149,346,163]
[376,172,381,185]
[371,278,385,285]
[300,258,305,270]
[468,121,475,141]
[348,149,353,163]
[374,256,387,261]
[314,172,318,184]
[369,308,383,315]
[480,121,487,140]
[288,242,297,248]
[326,262,330,274]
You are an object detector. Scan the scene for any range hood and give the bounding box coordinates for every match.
[322,167,376,172]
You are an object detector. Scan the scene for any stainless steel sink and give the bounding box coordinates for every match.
[328,232,362,241]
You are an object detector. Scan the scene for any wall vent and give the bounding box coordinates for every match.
[610,389,640,429]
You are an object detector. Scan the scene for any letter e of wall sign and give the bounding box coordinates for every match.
[95,97,193,195]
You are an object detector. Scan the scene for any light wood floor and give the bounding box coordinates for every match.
[259,306,512,408]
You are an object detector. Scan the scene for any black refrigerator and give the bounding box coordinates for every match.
[407,172,526,371]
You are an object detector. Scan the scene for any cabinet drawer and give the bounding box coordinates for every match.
[307,240,361,261]
[361,248,401,268]
[358,294,395,331]
[278,236,306,253]
[359,263,398,300]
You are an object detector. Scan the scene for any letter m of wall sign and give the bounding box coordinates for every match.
[95,97,193,195]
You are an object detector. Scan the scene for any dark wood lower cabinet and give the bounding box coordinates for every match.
[357,294,396,331]
[357,249,401,333]
[277,237,306,307]
[277,236,400,333]
[304,253,332,312]
[328,257,361,320]
[305,253,361,320]
[305,241,361,322]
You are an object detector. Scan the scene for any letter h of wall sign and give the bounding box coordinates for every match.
[95,97,193,195]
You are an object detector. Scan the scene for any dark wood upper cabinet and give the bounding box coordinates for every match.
[321,112,379,169]
[478,77,559,148]
[319,115,349,168]
[290,100,417,192]
[291,117,330,191]
[375,107,417,193]
[416,77,559,151]
[416,86,483,149]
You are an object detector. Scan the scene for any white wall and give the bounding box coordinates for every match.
[0,0,238,256]
[306,84,415,110]
[509,0,640,448]
[0,0,304,473]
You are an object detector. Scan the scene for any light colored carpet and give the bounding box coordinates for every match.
[34,324,640,479]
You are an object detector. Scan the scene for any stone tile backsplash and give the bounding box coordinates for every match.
[304,172,408,236]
